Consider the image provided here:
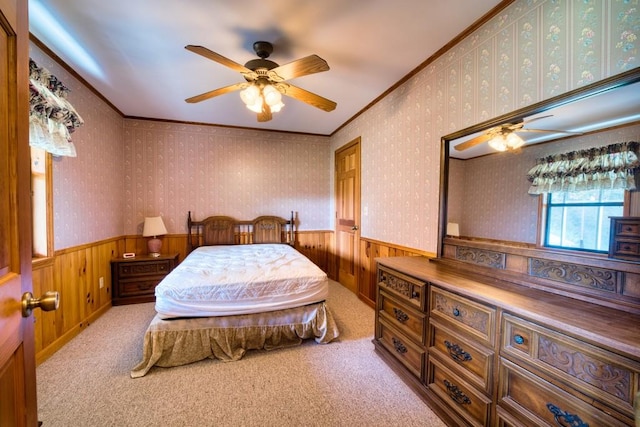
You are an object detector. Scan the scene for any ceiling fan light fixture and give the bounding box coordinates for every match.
[488,132,525,152]
[240,83,284,114]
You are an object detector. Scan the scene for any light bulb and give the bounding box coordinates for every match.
[270,101,284,113]
[246,99,263,113]
[506,132,524,149]
[262,85,282,107]
[240,85,260,106]
[488,135,508,151]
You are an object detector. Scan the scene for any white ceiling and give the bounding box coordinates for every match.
[28,0,504,135]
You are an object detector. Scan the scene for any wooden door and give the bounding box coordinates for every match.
[335,138,361,294]
[0,0,39,425]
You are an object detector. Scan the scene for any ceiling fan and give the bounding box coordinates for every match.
[184,41,337,122]
[454,115,583,152]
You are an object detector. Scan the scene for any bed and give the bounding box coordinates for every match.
[130,212,339,378]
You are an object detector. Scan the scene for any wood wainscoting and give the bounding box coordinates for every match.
[358,238,434,308]
[32,238,119,364]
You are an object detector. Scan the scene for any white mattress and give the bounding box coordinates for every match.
[155,244,329,319]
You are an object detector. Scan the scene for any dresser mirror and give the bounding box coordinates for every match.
[438,67,640,258]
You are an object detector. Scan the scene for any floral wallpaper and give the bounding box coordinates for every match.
[330,0,639,254]
[31,0,638,253]
[122,120,330,235]
[29,43,125,251]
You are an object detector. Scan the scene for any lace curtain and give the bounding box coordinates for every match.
[527,141,640,194]
[29,58,84,157]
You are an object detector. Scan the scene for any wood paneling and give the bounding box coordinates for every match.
[33,239,118,364]
[294,231,333,275]
[358,238,433,308]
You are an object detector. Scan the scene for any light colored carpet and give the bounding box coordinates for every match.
[36,280,446,426]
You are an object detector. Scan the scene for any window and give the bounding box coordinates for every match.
[544,189,624,252]
[31,146,53,258]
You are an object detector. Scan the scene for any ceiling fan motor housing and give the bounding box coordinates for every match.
[253,41,273,58]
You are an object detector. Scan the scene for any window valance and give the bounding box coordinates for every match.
[527,141,640,194]
[29,58,84,157]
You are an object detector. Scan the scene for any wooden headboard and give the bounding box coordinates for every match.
[187,211,294,252]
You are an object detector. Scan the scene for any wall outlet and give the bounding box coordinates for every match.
[99,277,104,289]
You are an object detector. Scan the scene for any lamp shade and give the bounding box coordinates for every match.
[142,216,167,237]
[143,216,167,257]
[446,222,460,237]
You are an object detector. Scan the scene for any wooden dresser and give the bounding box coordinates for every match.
[110,254,178,305]
[609,217,640,262]
[374,256,640,427]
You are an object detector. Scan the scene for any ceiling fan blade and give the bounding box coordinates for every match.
[281,84,337,112]
[519,128,583,135]
[185,82,246,104]
[257,103,272,122]
[185,45,253,75]
[453,133,494,151]
[269,55,330,81]
[522,114,553,124]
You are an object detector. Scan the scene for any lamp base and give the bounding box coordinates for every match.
[147,237,162,257]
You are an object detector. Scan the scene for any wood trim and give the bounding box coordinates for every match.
[361,237,436,258]
[53,236,121,256]
[331,0,516,136]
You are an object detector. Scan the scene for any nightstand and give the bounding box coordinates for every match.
[110,253,178,305]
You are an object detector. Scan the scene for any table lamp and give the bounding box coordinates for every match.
[143,216,168,257]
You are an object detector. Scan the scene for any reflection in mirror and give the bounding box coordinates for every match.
[439,68,640,256]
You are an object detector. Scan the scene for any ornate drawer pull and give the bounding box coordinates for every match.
[411,290,420,299]
[452,307,461,317]
[546,403,588,427]
[444,379,471,405]
[392,337,407,354]
[444,340,472,363]
[513,334,525,345]
[393,308,409,323]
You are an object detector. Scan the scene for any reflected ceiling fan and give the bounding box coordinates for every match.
[454,115,583,152]
[184,41,337,122]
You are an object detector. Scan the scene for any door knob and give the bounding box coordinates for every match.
[21,291,60,318]
[352,225,359,231]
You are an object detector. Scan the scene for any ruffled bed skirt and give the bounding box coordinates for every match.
[131,302,339,378]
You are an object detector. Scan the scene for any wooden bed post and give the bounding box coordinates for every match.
[290,210,295,245]
[187,211,193,252]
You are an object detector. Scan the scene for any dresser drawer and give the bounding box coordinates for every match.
[118,278,162,298]
[502,313,640,420]
[377,318,425,380]
[427,356,491,427]
[118,259,172,277]
[611,239,640,257]
[429,318,494,394]
[498,357,629,427]
[378,265,426,310]
[430,286,495,346]
[501,313,640,418]
[612,218,640,237]
[378,289,426,344]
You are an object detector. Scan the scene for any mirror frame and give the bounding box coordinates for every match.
[437,67,640,258]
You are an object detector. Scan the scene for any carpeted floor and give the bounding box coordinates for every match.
[36,280,446,426]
